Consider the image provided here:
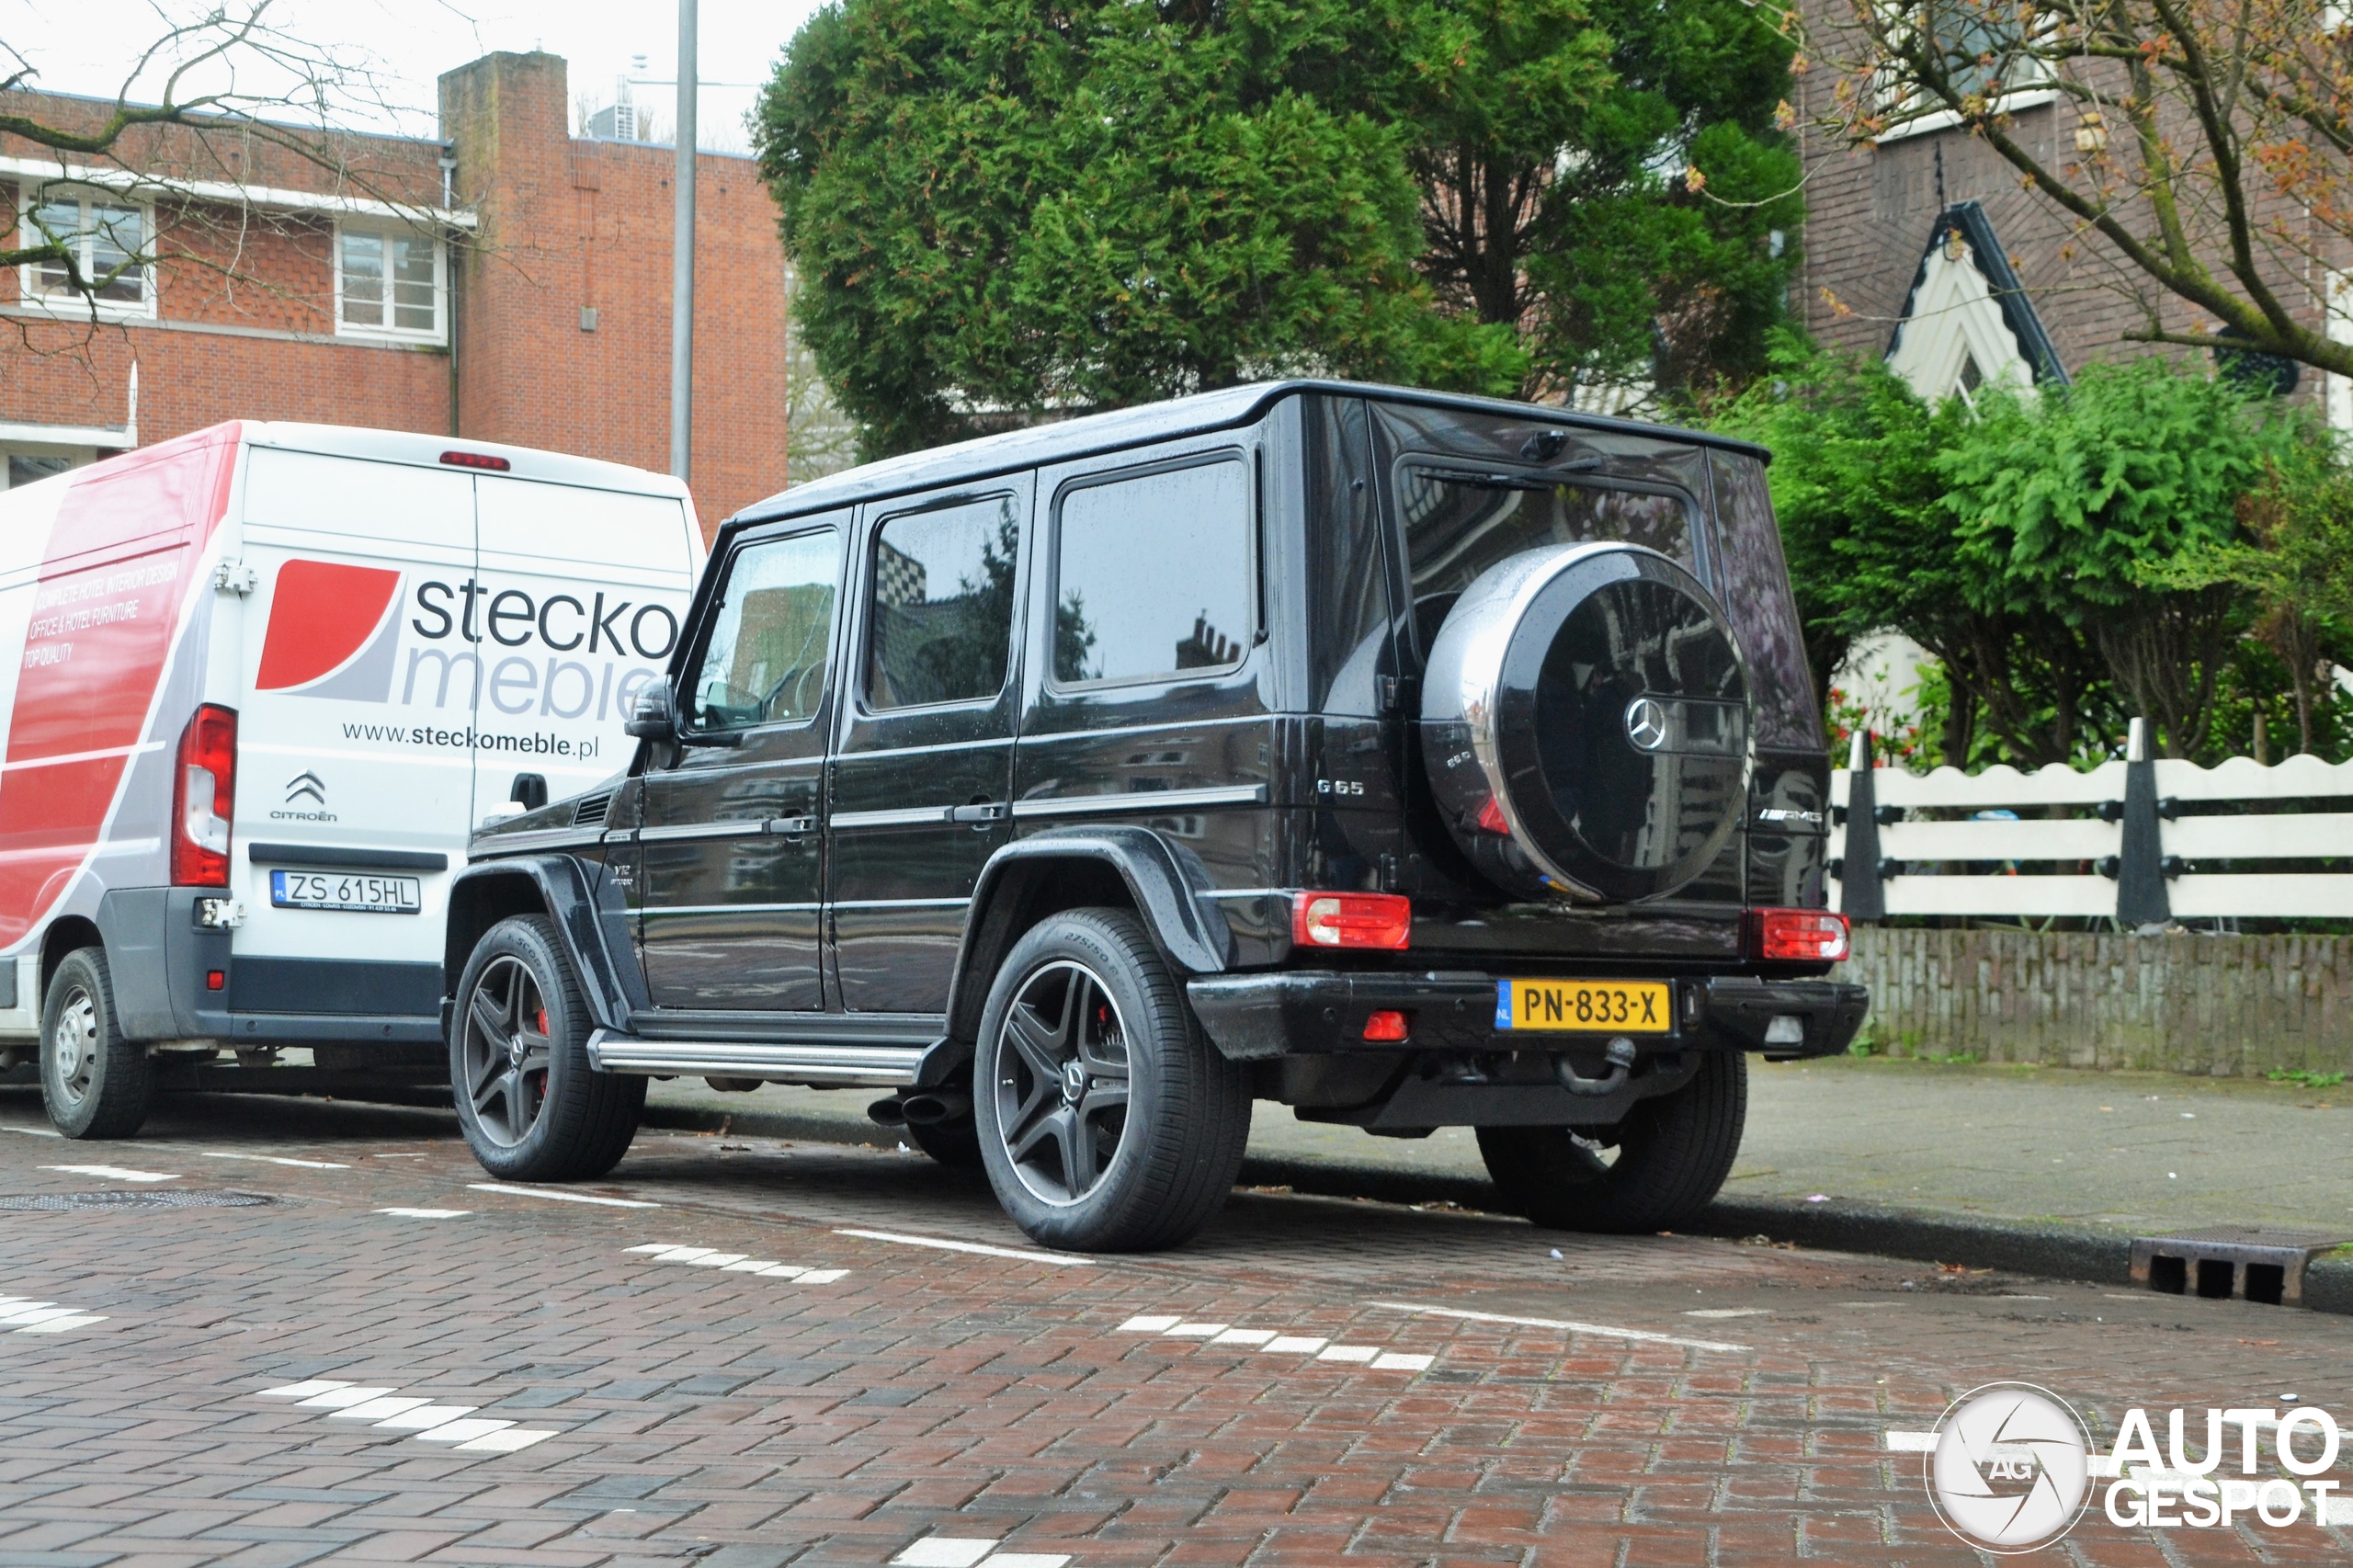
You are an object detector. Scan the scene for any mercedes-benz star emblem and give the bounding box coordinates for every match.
[1623,696,1669,753]
[1062,1061,1088,1102]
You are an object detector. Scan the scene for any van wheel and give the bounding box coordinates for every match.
[451,915,643,1181]
[1477,1051,1746,1233]
[973,908,1250,1252]
[40,948,155,1139]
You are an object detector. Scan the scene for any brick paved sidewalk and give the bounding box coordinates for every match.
[0,1099,2347,1565]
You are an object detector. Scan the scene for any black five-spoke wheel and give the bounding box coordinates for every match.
[973,907,1251,1253]
[992,960,1131,1206]
[449,915,644,1181]
[459,954,552,1149]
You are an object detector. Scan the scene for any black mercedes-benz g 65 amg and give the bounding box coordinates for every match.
[444,380,1867,1252]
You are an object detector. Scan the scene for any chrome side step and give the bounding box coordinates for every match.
[585,1029,926,1086]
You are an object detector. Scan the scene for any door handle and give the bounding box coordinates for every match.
[948,801,1008,824]
[767,815,819,835]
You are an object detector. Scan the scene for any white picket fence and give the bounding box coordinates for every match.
[1829,749,2353,920]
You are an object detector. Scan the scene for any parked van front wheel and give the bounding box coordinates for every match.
[1477,1051,1746,1233]
[451,915,643,1182]
[973,908,1250,1252]
[41,948,155,1139]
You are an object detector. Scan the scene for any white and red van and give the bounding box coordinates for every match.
[0,422,704,1136]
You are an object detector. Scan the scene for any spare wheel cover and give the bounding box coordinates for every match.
[1421,542,1752,903]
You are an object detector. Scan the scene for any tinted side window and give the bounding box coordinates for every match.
[1710,449,1821,750]
[1054,459,1252,686]
[866,494,1019,710]
[686,528,839,731]
[1304,396,1391,715]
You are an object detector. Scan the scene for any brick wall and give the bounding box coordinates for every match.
[0,56,789,528]
[1836,926,2353,1076]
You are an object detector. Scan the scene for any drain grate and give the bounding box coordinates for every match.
[2130,1224,2353,1307]
[0,1188,273,1211]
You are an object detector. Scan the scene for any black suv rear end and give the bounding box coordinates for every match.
[447,381,1866,1252]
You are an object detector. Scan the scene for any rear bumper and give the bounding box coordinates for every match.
[1185,970,1869,1062]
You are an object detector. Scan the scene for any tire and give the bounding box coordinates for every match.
[40,947,155,1139]
[450,915,644,1181]
[973,907,1250,1252]
[1477,1051,1747,1233]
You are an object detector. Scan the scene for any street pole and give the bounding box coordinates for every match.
[669,0,697,484]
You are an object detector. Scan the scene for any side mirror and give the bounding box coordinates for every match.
[625,684,676,741]
[508,772,548,811]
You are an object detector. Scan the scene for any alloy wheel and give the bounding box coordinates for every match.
[460,955,552,1149]
[990,960,1131,1206]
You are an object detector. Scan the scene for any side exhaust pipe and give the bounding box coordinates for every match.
[1554,1037,1639,1097]
[900,1088,972,1127]
[868,1096,909,1128]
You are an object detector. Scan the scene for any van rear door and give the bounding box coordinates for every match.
[468,474,699,826]
[236,447,477,1024]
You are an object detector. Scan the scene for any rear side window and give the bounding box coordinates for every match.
[1398,465,1698,653]
[1053,458,1253,686]
[686,528,839,731]
[866,494,1019,710]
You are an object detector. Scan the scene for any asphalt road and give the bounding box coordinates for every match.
[1,1088,2348,1564]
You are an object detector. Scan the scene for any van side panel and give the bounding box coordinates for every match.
[0,427,238,949]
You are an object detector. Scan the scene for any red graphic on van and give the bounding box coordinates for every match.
[256,559,404,700]
[0,426,240,945]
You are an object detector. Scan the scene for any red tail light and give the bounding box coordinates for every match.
[1293,892,1412,950]
[438,449,512,472]
[1362,1009,1410,1041]
[172,703,237,887]
[1751,907,1849,962]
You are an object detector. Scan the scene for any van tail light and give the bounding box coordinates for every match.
[1750,907,1849,962]
[172,703,237,888]
[1293,892,1412,950]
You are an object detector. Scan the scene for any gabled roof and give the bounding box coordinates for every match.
[1884,200,2067,388]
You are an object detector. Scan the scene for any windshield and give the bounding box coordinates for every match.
[1398,462,1699,653]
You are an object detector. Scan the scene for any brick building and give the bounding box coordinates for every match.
[1790,17,2340,422]
[0,51,788,528]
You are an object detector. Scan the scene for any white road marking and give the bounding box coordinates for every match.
[1210,1328,1277,1346]
[17,1314,106,1334]
[467,1184,657,1208]
[0,1297,108,1333]
[1164,1322,1229,1338]
[1884,1431,1938,1452]
[377,1208,472,1220]
[1685,1308,1772,1319]
[1314,1346,1379,1363]
[1262,1336,1326,1354]
[1370,1353,1435,1371]
[835,1228,1086,1266]
[1117,1315,1180,1333]
[1123,1316,1422,1370]
[0,1124,61,1138]
[625,1248,847,1283]
[892,1540,1000,1568]
[1364,1300,1751,1354]
[255,1382,554,1457]
[202,1152,349,1169]
[39,1164,176,1183]
[373,1404,478,1430]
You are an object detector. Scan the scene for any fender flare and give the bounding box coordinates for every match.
[442,855,644,1037]
[938,826,1235,1063]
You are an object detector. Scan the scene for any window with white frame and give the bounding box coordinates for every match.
[1874,0,2055,142]
[17,187,152,314]
[335,222,445,341]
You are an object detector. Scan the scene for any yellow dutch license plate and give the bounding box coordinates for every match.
[1495,979,1673,1033]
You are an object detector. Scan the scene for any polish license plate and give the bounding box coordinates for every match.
[1495,979,1673,1033]
[268,869,422,914]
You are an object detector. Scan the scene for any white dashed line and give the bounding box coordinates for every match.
[1685,1308,1772,1319]
[39,1164,176,1183]
[835,1228,1086,1266]
[624,1245,847,1282]
[1364,1300,1750,1354]
[466,1184,657,1208]
[1883,1431,1938,1452]
[1117,1313,1428,1370]
[0,1295,107,1335]
[257,1381,556,1454]
[202,1152,350,1169]
[377,1208,472,1220]
[891,1537,1070,1568]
